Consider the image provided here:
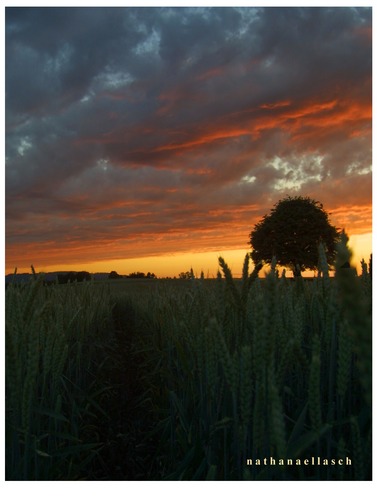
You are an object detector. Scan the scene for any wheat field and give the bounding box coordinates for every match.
[5,238,372,480]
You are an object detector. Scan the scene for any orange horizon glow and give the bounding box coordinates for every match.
[5,232,372,279]
[5,188,372,277]
[6,193,372,278]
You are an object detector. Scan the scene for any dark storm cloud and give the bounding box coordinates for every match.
[5,6,372,267]
[6,8,140,115]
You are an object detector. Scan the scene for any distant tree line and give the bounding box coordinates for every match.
[178,268,196,280]
[57,271,91,284]
[108,271,157,280]
[55,270,159,283]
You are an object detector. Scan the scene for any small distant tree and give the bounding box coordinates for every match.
[179,271,192,280]
[76,271,91,282]
[108,271,122,280]
[249,196,340,276]
[128,272,143,279]
[58,271,91,284]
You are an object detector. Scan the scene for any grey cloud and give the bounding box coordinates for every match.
[6,8,146,118]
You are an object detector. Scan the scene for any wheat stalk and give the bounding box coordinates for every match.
[308,335,322,431]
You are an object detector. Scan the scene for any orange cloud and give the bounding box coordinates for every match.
[260,100,292,109]
[196,66,226,81]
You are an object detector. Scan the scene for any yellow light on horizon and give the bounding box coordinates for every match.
[348,233,372,270]
[13,248,252,278]
[6,233,372,278]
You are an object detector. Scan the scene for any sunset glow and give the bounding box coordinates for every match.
[18,233,370,280]
[5,6,372,277]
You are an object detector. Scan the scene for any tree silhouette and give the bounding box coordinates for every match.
[126,271,156,279]
[249,196,340,276]
[57,271,91,284]
[108,271,122,279]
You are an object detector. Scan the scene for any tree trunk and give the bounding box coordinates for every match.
[293,264,302,278]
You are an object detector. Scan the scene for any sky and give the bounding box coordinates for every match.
[4,4,372,277]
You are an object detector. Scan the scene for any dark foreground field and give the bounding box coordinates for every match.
[5,245,372,480]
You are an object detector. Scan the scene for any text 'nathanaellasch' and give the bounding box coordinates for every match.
[246,457,352,466]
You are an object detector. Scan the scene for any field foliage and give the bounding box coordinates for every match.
[5,239,372,480]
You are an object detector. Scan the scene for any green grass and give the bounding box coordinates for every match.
[5,239,372,480]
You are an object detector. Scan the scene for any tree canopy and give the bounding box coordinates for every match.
[249,196,340,276]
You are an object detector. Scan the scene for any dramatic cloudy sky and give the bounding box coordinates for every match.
[5,6,372,276]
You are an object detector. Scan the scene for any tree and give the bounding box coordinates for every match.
[127,272,146,279]
[249,196,340,276]
[178,271,192,280]
[57,271,91,284]
[108,271,122,279]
